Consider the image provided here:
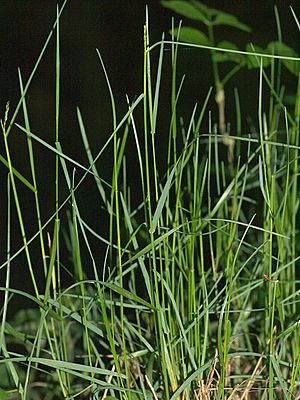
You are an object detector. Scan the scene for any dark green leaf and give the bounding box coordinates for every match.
[101,282,156,310]
[217,41,239,51]
[245,43,272,68]
[0,154,35,193]
[161,1,208,23]
[213,41,244,63]
[192,1,231,19]
[103,398,118,400]
[0,391,10,400]
[213,11,251,32]
[172,27,210,46]
[190,0,209,14]
[267,41,300,76]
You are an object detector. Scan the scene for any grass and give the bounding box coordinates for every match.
[1,2,300,399]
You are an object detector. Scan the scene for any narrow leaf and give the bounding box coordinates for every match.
[258,155,270,208]
[101,282,155,310]
[270,355,289,399]
[151,159,180,233]
[0,154,35,192]
[170,361,212,400]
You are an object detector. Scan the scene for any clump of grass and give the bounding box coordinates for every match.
[0,2,300,400]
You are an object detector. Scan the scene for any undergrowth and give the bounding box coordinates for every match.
[1,1,300,399]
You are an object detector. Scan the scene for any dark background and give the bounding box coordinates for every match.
[1,0,299,308]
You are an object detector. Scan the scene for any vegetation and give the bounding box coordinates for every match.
[1,1,300,399]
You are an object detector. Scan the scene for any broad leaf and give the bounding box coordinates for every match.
[217,40,239,51]
[161,0,208,23]
[172,26,210,46]
[162,0,251,33]
[190,0,209,15]
[267,41,300,76]
[213,11,251,32]
[213,40,244,63]
[245,43,272,68]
